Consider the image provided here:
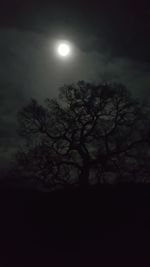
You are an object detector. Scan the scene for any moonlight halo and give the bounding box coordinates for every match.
[58,43,70,57]
[55,41,73,59]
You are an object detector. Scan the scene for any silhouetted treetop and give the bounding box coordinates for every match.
[16,81,150,189]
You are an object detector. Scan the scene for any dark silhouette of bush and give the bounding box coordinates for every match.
[16,81,150,190]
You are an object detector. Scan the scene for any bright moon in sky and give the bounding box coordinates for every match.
[57,43,70,57]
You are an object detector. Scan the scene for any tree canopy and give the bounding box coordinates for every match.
[16,81,150,189]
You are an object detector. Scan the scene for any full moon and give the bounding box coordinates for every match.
[57,43,70,57]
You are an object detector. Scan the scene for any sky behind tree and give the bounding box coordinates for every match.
[0,0,150,171]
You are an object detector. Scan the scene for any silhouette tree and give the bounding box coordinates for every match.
[16,81,149,189]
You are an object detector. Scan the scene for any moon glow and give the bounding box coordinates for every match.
[57,43,71,57]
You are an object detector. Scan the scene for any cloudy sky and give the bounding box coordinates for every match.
[0,0,150,171]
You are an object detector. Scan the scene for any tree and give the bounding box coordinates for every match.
[16,81,150,189]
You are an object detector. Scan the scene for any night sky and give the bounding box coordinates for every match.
[1,0,150,172]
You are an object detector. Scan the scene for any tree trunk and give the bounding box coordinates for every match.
[79,164,90,188]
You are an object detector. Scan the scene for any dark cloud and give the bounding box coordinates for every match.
[1,0,150,63]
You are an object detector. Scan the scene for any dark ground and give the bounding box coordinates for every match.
[0,184,150,266]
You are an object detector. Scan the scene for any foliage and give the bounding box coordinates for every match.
[16,81,150,189]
